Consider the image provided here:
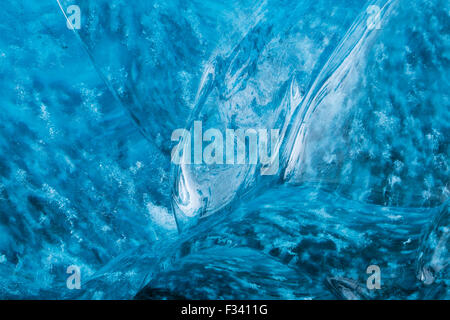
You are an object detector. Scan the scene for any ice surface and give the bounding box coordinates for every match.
[0,0,448,299]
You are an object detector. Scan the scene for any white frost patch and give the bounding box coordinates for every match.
[130,161,144,174]
[315,208,332,219]
[40,104,49,120]
[145,202,177,231]
[387,214,403,221]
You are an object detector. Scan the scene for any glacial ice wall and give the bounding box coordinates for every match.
[0,0,448,299]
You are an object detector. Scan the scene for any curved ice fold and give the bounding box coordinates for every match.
[281,0,398,180]
[417,201,449,286]
[325,277,370,300]
[171,0,399,231]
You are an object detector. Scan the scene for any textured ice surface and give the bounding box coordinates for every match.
[0,0,448,299]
